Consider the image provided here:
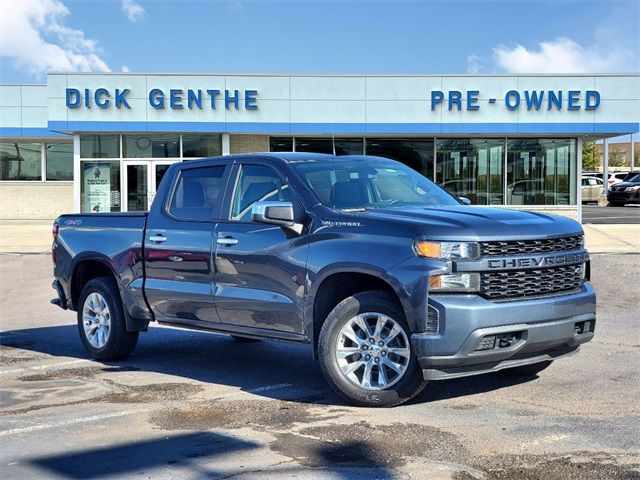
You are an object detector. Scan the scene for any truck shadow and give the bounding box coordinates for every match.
[1,324,538,406]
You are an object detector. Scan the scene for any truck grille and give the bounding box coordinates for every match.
[480,235,584,256]
[480,264,584,300]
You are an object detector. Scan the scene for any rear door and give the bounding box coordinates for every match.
[144,160,232,324]
[213,161,309,334]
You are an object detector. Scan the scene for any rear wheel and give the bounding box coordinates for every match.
[318,291,427,407]
[77,277,138,360]
[499,360,552,377]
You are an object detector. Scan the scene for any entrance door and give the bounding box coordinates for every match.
[123,160,179,212]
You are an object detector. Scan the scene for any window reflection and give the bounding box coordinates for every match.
[507,139,576,205]
[123,134,180,158]
[366,139,434,180]
[436,139,504,205]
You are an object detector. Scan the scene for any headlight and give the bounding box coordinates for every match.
[414,241,479,259]
[429,273,480,292]
[625,185,640,192]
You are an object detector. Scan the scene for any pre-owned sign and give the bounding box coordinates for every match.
[430,90,601,111]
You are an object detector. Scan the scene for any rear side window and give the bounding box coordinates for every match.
[168,166,226,221]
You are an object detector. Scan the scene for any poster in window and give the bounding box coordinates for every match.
[83,163,111,213]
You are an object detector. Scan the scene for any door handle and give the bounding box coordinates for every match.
[149,234,167,243]
[217,237,238,247]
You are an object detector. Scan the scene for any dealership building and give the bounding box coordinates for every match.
[1,73,638,222]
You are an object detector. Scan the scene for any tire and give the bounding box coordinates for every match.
[499,360,552,377]
[318,290,427,407]
[77,276,139,361]
[230,335,261,343]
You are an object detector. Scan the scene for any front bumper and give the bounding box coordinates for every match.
[411,282,596,380]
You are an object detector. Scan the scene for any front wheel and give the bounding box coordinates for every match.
[318,291,427,407]
[77,277,139,361]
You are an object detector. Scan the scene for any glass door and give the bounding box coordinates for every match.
[123,160,179,212]
[124,161,150,212]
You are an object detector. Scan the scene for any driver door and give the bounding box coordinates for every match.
[213,161,308,335]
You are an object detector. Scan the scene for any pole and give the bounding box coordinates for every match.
[603,138,609,194]
[631,134,636,171]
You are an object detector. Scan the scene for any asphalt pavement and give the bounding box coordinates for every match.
[583,205,639,224]
[0,253,639,479]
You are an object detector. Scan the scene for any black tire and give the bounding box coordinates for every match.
[230,335,261,343]
[499,360,552,377]
[318,290,427,407]
[77,276,139,361]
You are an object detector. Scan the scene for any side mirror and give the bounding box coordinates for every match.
[458,197,471,205]
[251,201,303,234]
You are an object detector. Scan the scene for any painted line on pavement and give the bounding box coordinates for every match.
[0,383,293,437]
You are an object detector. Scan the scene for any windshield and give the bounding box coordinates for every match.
[293,158,461,209]
[625,173,640,182]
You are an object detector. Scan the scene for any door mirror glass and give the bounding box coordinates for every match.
[458,196,471,205]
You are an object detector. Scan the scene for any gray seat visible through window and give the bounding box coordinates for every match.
[330,179,371,208]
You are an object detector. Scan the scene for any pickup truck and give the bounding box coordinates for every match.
[51,153,596,407]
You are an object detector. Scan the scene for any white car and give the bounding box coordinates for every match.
[581,176,604,203]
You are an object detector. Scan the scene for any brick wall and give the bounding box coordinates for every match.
[229,135,269,154]
[0,182,74,219]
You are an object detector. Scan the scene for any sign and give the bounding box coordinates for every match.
[65,88,259,110]
[83,163,112,213]
[430,90,600,111]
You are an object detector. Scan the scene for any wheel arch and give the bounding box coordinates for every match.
[70,255,149,332]
[307,266,413,358]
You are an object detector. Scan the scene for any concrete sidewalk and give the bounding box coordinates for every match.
[2,219,639,255]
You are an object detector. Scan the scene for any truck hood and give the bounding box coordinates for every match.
[354,205,583,241]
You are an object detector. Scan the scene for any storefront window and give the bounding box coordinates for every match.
[80,161,121,212]
[80,134,119,159]
[506,139,576,205]
[295,137,364,155]
[366,139,434,180]
[269,137,293,152]
[123,134,179,158]
[46,143,73,181]
[436,139,504,205]
[182,134,222,157]
[0,142,41,180]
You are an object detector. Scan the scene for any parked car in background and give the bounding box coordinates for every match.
[581,176,604,203]
[607,172,640,206]
[582,172,629,187]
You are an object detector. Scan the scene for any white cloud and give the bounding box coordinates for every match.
[492,37,633,74]
[0,0,110,77]
[466,54,483,74]
[121,0,145,22]
[121,65,130,72]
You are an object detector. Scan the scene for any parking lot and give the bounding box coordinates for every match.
[583,205,640,225]
[1,253,639,479]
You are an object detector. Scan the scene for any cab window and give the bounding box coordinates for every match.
[168,166,226,221]
[230,165,300,221]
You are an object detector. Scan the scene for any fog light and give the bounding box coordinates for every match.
[475,335,496,351]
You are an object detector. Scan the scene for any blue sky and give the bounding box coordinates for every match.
[0,0,638,83]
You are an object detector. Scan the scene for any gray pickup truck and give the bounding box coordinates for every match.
[51,153,596,407]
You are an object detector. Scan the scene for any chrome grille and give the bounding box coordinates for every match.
[480,264,584,300]
[480,235,584,256]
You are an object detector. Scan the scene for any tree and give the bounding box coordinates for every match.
[608,149,625,168]
[582,141,599,171]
